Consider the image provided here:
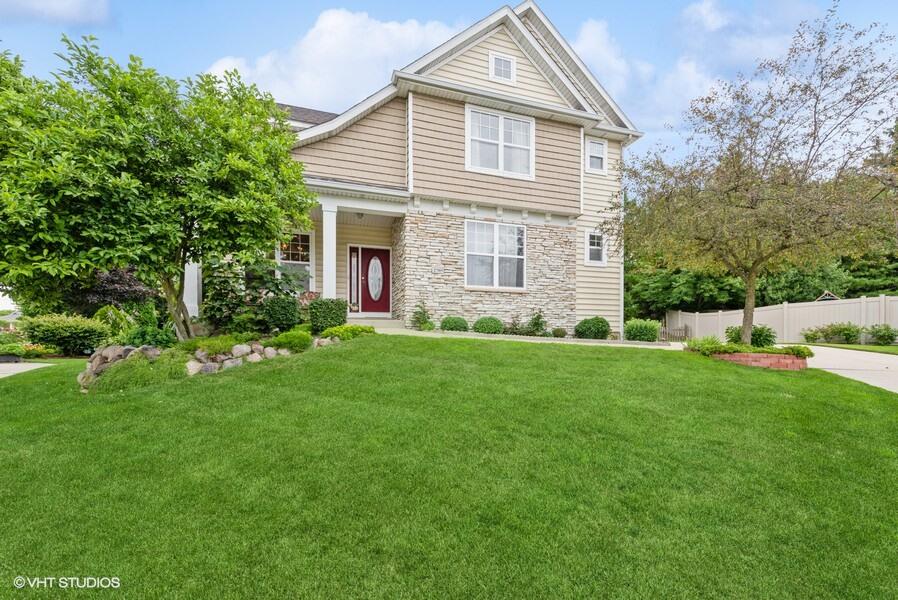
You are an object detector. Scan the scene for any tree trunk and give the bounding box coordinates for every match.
[161,277,193,341]
[741,270,758,345]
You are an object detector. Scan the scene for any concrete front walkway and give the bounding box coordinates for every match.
[0,362,52,379]
[807,346,898,394]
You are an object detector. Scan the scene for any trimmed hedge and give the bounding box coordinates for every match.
[574,316,610,340]
[624,319,661,342]
[473,317,503,334]
[261,295,300,332]
[265,329,312,353]
[0,343,53,358]
[309,298,347,334]
[123,325,177,348]
[552,327,567,338]
[725,324,776,347]
[320,324,376,341]
[20,314,110,356]
[440,316,469,331]
[867,324,898,346]
[685,336,813,358]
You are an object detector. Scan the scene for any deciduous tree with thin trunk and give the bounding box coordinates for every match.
[0,38,314,339]
[607,6,898,343]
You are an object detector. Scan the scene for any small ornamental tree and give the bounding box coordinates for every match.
[606,8,898,343]
[0,38,314,339]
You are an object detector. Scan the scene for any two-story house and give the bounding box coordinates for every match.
[274,1,641,334]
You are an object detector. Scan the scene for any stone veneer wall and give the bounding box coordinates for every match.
[393,212,577,331]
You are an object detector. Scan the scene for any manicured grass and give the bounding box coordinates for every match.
[812,343,898,356]
[2,336,897,598]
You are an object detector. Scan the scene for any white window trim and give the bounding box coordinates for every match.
[488,50,517,85]
[464,104,535,181]
[584,230,607,267]
[275,230,316,292]
[585,137,608,175]
[464,219,527,290]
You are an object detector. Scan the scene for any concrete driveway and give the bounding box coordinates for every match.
[0,362,52,379]
[807,346,898,394]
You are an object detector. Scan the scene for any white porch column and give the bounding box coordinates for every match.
[322,205,338,298]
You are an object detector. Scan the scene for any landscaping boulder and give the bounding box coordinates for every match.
[231,344,251,358]
[78,343,163,391]
[194,349,209,363]
[139,345,161,360]
[251,343,264,355]
[246,352,263,363]
[277,348,291,356]
[200,362,221,374]
[186,360,204,376]
[222,357,243,369]
[263,347,278,359]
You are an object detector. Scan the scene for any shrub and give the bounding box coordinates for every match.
[440,316,469,331]
[473,317,504,334]
[810,322,863,344]
[261,295,300,332]
[309,298,347,334]
[801,328,822,343]
[525,311,548,336]
[685,336,813,358]
[176,334,254,355]
[20,314,110,356]
[411,302,434,331]
[265,329,312,353]
[866,324,897,346]
[319,324,376,341]
[293,323,312,334]
[624,319,661,342]
[226,309,264,335]
[92,349,191,394]
[93,304,136,335]
[574,316,611,340]
[724,324,776,347]
[552,327,567,338]
[503,317,527,336]
[122,325,177,348]
[0,342,53,358]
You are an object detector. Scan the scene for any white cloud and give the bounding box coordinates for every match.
[207,9,461,112]
[682,0,730,32]
[0,0,107,23]
[572,19,630,96]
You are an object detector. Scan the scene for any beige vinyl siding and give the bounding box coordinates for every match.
[576,139,623,332]
[412,94,581,214]
[294,98,407,188]
[310,221,394,300]
[430,26,569,108]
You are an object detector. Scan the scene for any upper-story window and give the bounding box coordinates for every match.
[488,51,516,84]
[585,138,607,174]
[465,105,535,180]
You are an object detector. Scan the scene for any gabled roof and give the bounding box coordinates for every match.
[295,1,640,147]
[514,0,636,130]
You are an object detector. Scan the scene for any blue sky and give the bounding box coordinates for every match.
[1,0,895,150]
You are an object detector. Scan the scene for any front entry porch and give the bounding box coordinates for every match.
[296,195,407,319]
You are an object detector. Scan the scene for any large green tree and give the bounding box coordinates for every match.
[0,38,314,339]
[610,8,897,343]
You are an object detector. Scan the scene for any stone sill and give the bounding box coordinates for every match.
[464,286,528,294]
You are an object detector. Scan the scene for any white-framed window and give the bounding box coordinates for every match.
[275,232,315,292]
[465,105,535,180]
[488,51,516,84]
[585,138,607,174]
[584,231,607,266]
[465,220,526,289]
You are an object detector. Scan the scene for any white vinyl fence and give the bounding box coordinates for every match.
[666,295,898,343]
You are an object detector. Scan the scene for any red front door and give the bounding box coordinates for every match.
[360,248,390,313]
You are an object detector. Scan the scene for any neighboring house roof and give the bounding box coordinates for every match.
[277,103,338,126]
[294,1,641,148]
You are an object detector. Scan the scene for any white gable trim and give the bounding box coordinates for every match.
[514,0,637,132]
[404,6,593,114]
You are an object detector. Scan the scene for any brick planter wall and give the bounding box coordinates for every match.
[393,212,577,331]
[712,352,807,370]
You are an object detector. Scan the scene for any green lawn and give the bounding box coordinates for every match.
[2,335,897,598]
[812,343,898,356]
